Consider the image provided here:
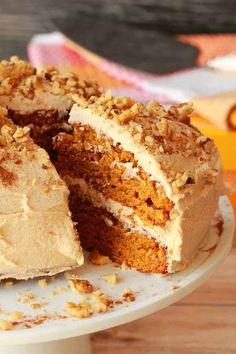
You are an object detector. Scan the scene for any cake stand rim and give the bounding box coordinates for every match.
[0,195,234,346]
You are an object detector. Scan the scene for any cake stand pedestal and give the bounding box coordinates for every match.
[0,196,234,354]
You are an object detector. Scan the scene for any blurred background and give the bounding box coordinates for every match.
[1,0,236,72]
[0,1,236,353]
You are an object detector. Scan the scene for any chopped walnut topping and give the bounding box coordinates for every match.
[122,288,135,302]
[0,56,100,100]
[146,101,166,117]
[101,274,120,284]
[10,311,24,320]
[144,135,154,145]
[13,126,30,141]
[168,102,193,124]
[88,250,111,265]
[65,302,91,318]
[0,319,13,331]
[170,129,182,142]
[133,133,142,143]
[69,279,94,294]
[172,172,189,192]
[196,135,208,144]
[117,103,141,124]
[1,124,13,138]
[157,118,170,137]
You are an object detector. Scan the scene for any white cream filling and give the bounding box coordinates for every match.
[110,161,140,180]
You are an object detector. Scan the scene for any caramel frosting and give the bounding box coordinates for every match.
[0,56,100,115]
[0,107,83,280]
[69,92,224,272]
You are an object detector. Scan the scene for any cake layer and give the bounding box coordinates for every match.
[69,193,167,273]
[54,125,174,228]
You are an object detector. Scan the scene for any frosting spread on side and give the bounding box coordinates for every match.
[0,108,83,280]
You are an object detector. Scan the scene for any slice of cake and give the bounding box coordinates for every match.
[0,56,100,153]
[0,107,83,280]
[54,92,224,273]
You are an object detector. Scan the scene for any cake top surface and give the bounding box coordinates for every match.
[70,91,223,200]
[0,56,100,103]
[0,107,83,279]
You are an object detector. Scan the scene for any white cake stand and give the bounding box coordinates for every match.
[0,196,234,354]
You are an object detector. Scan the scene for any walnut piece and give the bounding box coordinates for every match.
[92,301,108,313]
[0,319,13,331]
[31,303,41,309]
[101,273,120,284]
[10,311,24,320]
[18,292,35,304]
[122,288,135,302]
[69,279,94,294]
[88,250,111,265]
[65,302,91,318]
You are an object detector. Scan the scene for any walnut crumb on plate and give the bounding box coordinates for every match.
[0,319,13,331]
[18,292,36,304]
[10,311,24,320]
[122,288,135,302]
[65,302,91,318]
[88,251,111,265]
[69,279,94,294]
[100,273,120,284]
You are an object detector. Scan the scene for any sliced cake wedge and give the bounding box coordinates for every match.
[0,107,83,280]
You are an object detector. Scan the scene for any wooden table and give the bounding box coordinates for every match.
[1,1,236,352]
